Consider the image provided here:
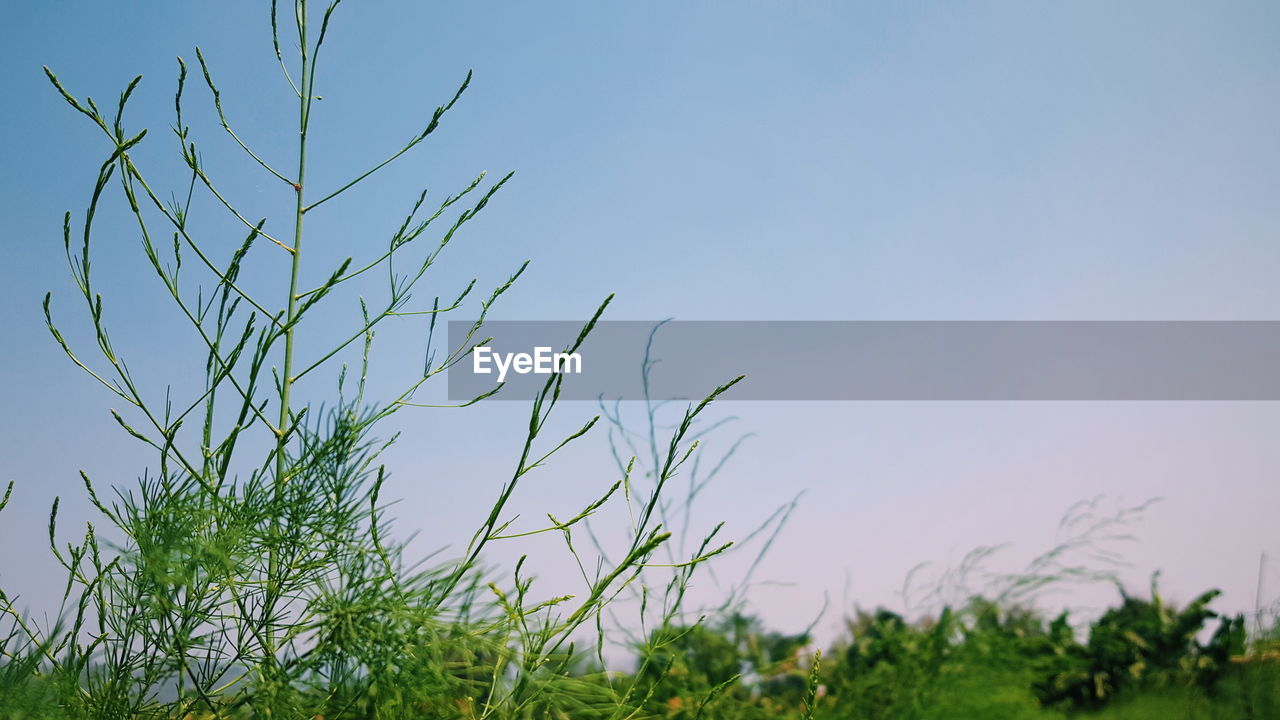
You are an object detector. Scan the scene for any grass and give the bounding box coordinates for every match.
[2,1,741,717]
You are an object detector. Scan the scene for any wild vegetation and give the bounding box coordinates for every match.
[1,3,1276,719]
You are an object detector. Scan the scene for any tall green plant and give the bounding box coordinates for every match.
[0,3,737,718]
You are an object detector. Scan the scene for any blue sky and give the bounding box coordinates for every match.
[2,1,1279,641]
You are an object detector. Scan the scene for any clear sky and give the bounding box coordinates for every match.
[2,1,1279,644]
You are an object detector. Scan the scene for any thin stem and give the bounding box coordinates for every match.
[302,70,471,214]
[195,48,294,186]
[271,0,302,98]
[278,5,309,485]
[122,159,284,329]
[270,0,310,666]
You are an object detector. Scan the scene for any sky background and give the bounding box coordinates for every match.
[2,1,1279,646]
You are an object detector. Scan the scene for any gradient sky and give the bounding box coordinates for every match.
[2,1,1279,644]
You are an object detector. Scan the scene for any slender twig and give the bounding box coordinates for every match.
[303,70,473,213]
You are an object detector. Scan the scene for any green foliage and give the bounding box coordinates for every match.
[1083,661,1280,720]
[1043,583,1244,708]
[814,582,1265,720]
[2,2,741,718]
[630,614,811,720]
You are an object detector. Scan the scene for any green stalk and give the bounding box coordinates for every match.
[270,0,309,668]
[278,18,308,485]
